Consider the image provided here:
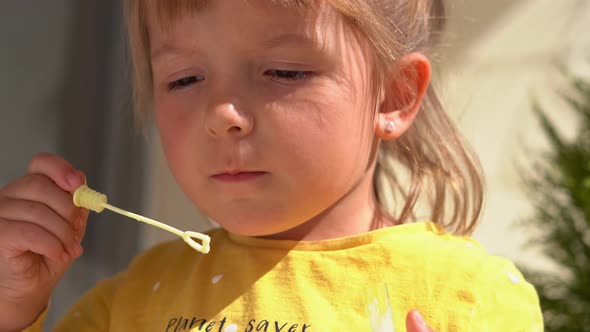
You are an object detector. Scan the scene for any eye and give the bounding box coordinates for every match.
[264,70,314,82]
[167,75,205,91]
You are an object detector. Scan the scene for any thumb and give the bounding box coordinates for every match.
[406,310,434,332]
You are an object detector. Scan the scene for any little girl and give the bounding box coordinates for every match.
[0,0,543,331]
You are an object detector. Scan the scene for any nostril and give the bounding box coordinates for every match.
[207,125,242,137]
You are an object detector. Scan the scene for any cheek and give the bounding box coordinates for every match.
[155,103,178,146]
[154,91,202,139]
[272,94,373,178]
[154,99,193,167]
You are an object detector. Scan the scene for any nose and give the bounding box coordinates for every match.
[206,101,253,139]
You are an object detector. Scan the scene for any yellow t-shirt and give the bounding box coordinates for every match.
[26,222,543,332]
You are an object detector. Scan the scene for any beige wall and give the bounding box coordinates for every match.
[442,0,589,270]
[140,0,590,273]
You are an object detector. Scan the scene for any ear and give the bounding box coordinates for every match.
[375,52,431,140]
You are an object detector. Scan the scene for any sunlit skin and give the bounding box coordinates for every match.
[147,0,430,242]
[0,0,465,330]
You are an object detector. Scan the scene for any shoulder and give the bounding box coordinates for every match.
[469,254,544,331]
[401,222,544,331]
[385,222,498,272]
[402,222,537,293]
[392,222,519,274]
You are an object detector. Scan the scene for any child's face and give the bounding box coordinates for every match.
[148,0,381,238]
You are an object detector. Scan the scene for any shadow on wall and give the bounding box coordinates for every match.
[12,1,147,330]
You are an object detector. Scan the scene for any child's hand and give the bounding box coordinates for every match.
[0,153,87,332]
[406,310,435,332]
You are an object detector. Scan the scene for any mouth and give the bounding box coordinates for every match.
[211,171,268,182]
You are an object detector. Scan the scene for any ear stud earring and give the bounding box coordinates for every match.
[384,121,397,134]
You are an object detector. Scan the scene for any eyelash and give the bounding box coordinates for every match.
[166,70,314,91]
[264,70,314,82]
[167,76,204,91]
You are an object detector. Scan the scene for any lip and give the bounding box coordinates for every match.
[211,171,268,182]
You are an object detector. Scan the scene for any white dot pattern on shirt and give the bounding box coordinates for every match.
[211,274,224,284]
[153,281,161,292]
[224,324,238,332]
[507,271,520,284]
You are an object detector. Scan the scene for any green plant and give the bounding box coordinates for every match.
[519,67,590,331]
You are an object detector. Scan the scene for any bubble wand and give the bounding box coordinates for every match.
[72,185,210,253]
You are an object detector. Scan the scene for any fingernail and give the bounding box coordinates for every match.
[77,170,87,185]
[75,243,83,257]
[414,311,428,329]
[67,171,80,189]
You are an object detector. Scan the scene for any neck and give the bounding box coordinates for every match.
[259,166,388,241]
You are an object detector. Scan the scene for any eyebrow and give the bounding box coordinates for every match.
[262,33,320,49]
[151,43,190,62]
[151,33,320,61]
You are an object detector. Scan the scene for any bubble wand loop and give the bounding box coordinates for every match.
[73,185,210,253]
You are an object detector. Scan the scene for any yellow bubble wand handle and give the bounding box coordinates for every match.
[73,185,210,254]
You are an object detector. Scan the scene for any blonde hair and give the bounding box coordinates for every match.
[125,0,484,236]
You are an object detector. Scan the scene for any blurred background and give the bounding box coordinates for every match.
[0,0,589,330]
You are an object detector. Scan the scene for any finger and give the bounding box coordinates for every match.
[0,199,82,258]
[77,169,87,186]
[406,310,434,332]
[2,174,81,225]
[26,152,83,193]
[74,209,90,242]
[0,219,70,265]
[72,170,90,242]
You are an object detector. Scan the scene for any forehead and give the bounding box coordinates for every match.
[144,0,352,43]
[146,0,314,21]
[144,0,334,31]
